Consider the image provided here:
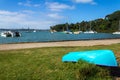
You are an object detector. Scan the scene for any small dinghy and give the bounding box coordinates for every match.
[62,50,118,67]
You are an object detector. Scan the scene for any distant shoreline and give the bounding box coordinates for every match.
[0,39,120,51]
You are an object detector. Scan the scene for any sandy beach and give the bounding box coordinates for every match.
[0,39,120,50]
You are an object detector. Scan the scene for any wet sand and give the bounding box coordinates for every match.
[0,39,120,50]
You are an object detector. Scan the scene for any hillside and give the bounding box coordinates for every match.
[50,10,120,33]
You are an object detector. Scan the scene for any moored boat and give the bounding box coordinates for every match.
[33,30,36,32]
[73,31,82,34]
[84,21,97,34]
[0,31,21,37]
[112,32,120,34]
[113,20,120,34]
[63,31,73,34]
[84,30,97,34]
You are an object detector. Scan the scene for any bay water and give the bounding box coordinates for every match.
[0,31,120,44]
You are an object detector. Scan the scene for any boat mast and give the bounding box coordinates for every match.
[79,24,80,31]
[66,23,69,31]
[89,21,92,31]
[118,20,120,31]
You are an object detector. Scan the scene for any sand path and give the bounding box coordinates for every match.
[0,39,120,50]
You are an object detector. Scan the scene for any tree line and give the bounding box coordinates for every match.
[50,10,120,33]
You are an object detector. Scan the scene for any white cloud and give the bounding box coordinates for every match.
[0,10,27,23]
[47,13,63,19]
[18,0,40,7]
[74,0,97,5]
[22,10,35,14]
[33,4,41,7]
[46,2,75,11]
[0,10,18,16]
[0,10,63,29]
[74,0,92,3]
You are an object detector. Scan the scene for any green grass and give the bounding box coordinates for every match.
[0,43,120,80]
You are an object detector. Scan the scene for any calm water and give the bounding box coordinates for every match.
[0,31,120,44]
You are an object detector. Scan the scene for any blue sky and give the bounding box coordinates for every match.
[0,0,120,29]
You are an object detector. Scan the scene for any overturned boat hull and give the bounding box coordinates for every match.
[62,50,117,67]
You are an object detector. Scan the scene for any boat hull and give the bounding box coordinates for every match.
[113,32,120,34]
[62,50,118,67]
[0,31,21,37]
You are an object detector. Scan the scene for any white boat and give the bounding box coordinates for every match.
[84,30,97,34]
[33,30,36,32]
[73,31,82,34]
[0,31,21,37]
[113,32,120,34]
[62,23,73,34]
[84,22,97,34]
[63,31,72,34]
[113,20,120,34]
[1,31,13,37]
[73,25,82,34]
[50,29,57,33]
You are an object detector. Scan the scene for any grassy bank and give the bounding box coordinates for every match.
[0,43,120,80]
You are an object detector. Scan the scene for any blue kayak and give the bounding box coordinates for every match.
[62,50,118,67]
